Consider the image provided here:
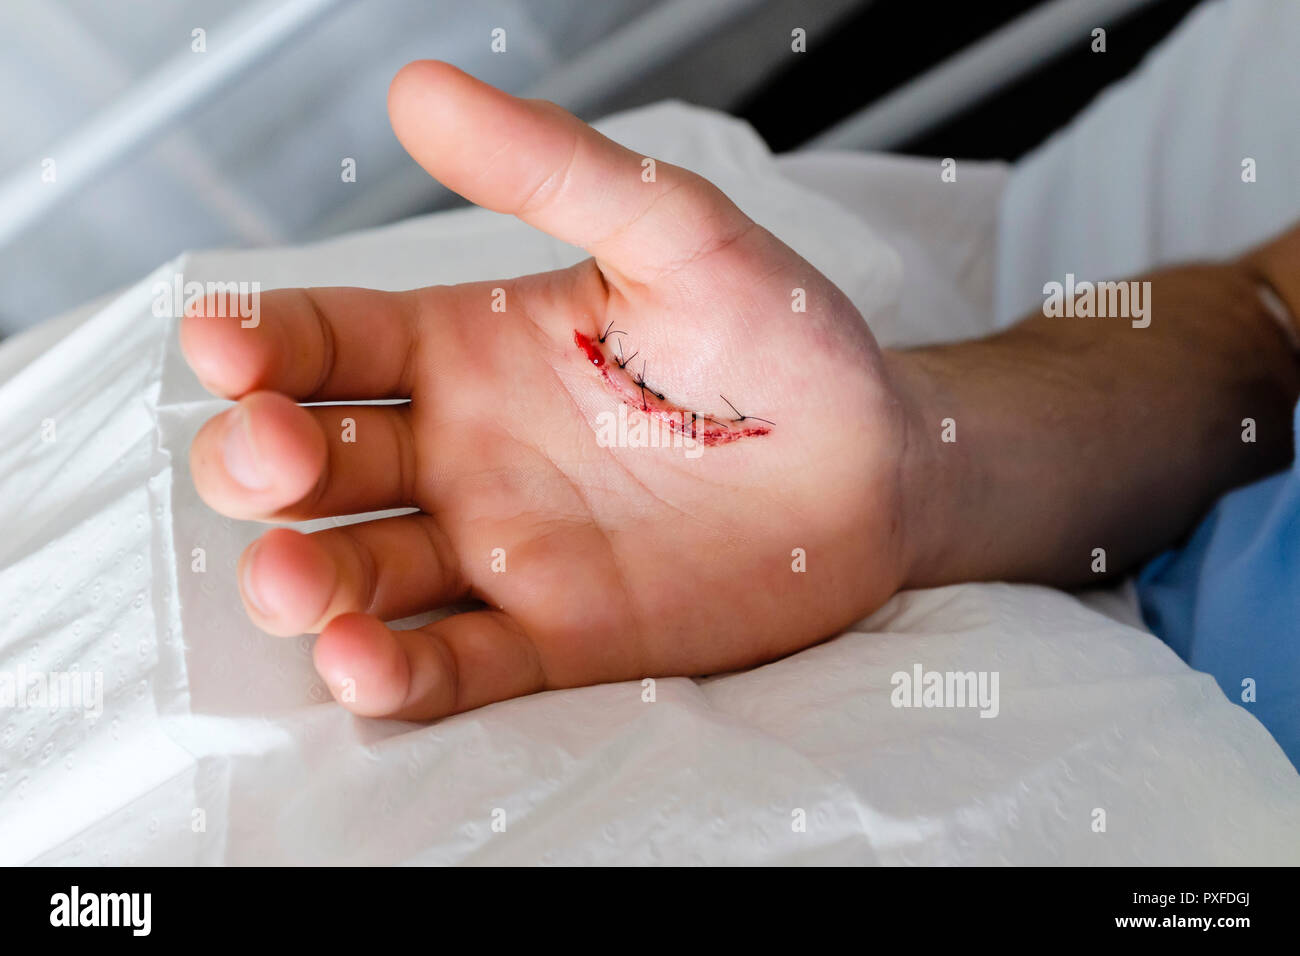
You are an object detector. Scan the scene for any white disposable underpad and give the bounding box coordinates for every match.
[2,101,1297,865]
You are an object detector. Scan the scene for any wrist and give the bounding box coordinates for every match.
[879,347,976,590]
[1241,227,1300,355]
[878,256,1300,594]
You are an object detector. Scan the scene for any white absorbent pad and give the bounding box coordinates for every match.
[2,102,1298,865]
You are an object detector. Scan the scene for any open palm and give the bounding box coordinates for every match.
[182,62,911,719]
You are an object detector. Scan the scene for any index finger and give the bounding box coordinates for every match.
[180,285,420,401]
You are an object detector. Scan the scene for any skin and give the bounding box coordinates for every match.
[181,61,1300,721]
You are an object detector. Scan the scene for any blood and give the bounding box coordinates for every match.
[573,329,770,447]
[574,330,605,368]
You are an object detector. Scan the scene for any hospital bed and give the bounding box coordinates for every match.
[1,0,1298,864]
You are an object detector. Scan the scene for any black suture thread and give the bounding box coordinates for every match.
[597,333,774,431]
[598,319,626,344]
[719,394,776,427]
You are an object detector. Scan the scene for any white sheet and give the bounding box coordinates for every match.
[3,95,1298,865]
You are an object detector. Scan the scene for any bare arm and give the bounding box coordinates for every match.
[889,229,1300,589]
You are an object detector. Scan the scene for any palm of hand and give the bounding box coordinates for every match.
[182,62,906,719]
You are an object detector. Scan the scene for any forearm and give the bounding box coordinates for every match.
[888,257,1300,588]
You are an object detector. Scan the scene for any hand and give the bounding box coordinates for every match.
[181,62,917,719]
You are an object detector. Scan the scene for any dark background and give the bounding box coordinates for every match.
[741,0,1204,158]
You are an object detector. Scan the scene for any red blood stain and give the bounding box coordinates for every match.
[573,330,770,447]
[574,330,605,368]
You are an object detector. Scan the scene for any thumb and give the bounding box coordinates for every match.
[386,60,753,286]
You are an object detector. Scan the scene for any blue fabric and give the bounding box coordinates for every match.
[1137,401,1300,769]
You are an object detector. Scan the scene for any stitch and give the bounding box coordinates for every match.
[572,330,772,447]
[597,319,626,344]
[633,359,649,410]
[719,394,776,427]
[614,339,638,370]
[630,359,667,409]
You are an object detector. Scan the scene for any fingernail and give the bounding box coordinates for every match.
[242,538,272,615]
[222,406,271,490]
